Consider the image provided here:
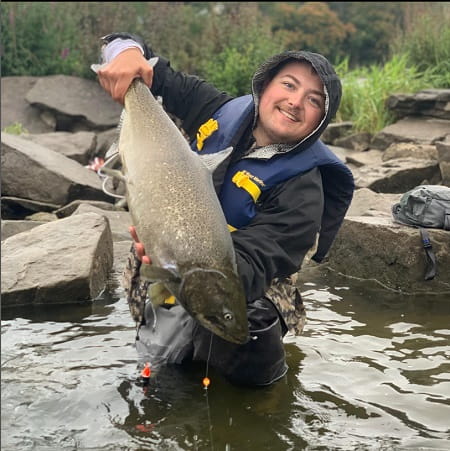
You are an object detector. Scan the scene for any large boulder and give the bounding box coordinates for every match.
[326,216,450,294]
[1,212,113,307]
[1,133,112,207]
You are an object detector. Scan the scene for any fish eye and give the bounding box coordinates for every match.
[223,312,233,321]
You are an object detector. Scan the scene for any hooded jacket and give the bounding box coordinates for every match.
[105,34,354,304]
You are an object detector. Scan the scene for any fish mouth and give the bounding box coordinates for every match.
[197,313,249,345]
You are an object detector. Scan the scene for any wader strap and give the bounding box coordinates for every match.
[420,228,437,281]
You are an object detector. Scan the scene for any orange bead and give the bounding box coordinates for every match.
[141,363,151,378]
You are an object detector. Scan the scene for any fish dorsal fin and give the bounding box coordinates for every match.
[198,146,233,173]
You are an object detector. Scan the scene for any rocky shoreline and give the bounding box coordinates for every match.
[1,75,449,309]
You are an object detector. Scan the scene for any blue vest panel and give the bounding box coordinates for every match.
[190,96,354,261]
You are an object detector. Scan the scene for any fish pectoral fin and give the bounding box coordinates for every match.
[147,282,174,307]
[140,265,181,284]
[198,146,233,173]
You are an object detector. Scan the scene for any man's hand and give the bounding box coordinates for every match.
[97,48,154,104]
[129,226,151,265]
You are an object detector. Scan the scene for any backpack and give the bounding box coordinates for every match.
[392,185,450,230]
[392,185,450,280]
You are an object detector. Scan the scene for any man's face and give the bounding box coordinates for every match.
[254,61,326,146]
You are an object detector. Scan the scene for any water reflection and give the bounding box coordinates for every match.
[1,270,449,450]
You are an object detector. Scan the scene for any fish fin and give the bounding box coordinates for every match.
[147,57,159,68]
[140,264,181,284]
[147,282,174,307]
[198,146,233,173]
[90,63,106,74]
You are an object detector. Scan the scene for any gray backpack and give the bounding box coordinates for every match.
[392,185,450,230]
[392,185,450,280]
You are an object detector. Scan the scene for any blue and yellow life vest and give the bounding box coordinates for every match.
[191,95,354,262]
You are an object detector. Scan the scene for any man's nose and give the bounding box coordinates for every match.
[288,92,304,109]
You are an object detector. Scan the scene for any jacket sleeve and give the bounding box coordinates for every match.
[100,32,231,136]
[150,55,233,140]
[232,167,324,302]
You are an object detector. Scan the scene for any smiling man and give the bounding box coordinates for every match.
[95,33,355,386]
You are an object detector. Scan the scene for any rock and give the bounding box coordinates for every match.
[25,75,122,131]
[334,131,372,152]
[353,158,440,193]
[1,220,46,241]
[1,76,54,133]
[382,142,438,161]
[1,212,113,307]
[436,135,450,186]
[326,216,450,294]
[54,199,124,218]
[1,196,60,220]
[19,131,97,165]
[72,204,132,242]
[371,117,450,150]
[346,188,401,217]
[1,133,113,206]
[386,89,450,120]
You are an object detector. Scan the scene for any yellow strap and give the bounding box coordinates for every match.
[232,171,261,202]
[196,118,219,151]
[164,295,176,305]
[228,224,237,232]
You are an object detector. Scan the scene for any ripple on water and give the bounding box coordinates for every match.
[1,274,449,450]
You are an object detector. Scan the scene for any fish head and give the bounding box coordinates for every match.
[179,268,249,345]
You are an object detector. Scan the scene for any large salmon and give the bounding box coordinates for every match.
[110,70,249,345]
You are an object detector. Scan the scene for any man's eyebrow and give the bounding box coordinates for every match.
[282,74,325,99]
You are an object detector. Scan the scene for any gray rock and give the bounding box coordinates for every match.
[1,76,54,133]
[54,199,124,218]
[19,131,97,165]
[382,142,438,161]
[346,188,401,218]
[436,135,450,186]
[1,196,60,220]
[326,216,450,294]
[1,133,113,206]
[1,220,46,241]
[371,117,450,150]
[386,89,450,120]
[72,204,132,242]
[25,75,122,130]
[353,158,440,193]
[1,212,113,307]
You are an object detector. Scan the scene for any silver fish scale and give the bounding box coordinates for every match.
[118,79,248,344]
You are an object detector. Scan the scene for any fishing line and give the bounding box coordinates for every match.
[203,332,215,451]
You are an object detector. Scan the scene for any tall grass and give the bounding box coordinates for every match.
[335,55,436,133]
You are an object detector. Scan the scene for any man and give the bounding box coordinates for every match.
[95,33,354,386]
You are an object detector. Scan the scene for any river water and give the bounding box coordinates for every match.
[2,266,449,450]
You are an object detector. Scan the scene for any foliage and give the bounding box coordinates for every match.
[328,2,407,67]
[1,1,448,134]
[390,3,450,88]
[270,2,355,64]
[2,122,28,135]
[336,55,435,133]
[198,6,284,96]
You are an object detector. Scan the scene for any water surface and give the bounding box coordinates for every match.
[2,270,449,450]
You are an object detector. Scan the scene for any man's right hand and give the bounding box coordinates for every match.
[97,48,154,104]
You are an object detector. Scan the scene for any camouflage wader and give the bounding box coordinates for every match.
[121,245,307,385]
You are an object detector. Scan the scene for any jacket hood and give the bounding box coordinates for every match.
[251,51,342,151]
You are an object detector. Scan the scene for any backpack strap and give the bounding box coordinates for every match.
[444,210,450,230]
[419,228,437,281]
